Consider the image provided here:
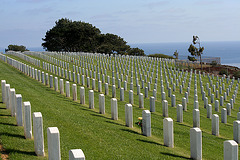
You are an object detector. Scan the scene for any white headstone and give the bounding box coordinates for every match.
[54,77,58,91]
[89,90,94,109]
[224,140,238,160]
[1,80,6,103]
[139,93,144,108]
[111,98,118,120]
[69,149,85,160]
[16,94,23,126]
[207,104,212,119]
[47,127,61,160]
[150,96,155,112]
[99,94,105,114]
[23,102,32,139]
[215,100,219,112]
[193,109,200,128]
[125,104,133,128]
[162,100,168,117]
[129,90,134,105]
[142,110,151,137]
[80,87,85,104]
[233,120,240,143]
[171,94,176,107]
[227,103,231,116]
[10,88,16,116]
[72,84,77,101]
[212,114,219,136]
[190,127,202,160]
[221,108,227,123]
[5,84,10,109]
[177,104,183,123]
[33,112,45,156]
[66,81,70,97]
[163,118,174,148]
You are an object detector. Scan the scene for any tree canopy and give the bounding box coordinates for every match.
[173,50,179,59]
[42,18,145,56]
[5,44,29,52]
[127,47,145,56]
[42,18,100,52]
[97,33,130,55]
[188,35,204,69]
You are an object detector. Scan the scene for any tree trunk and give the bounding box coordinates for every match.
[200,54,202,70]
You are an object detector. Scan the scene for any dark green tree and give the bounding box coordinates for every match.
[188,56,197,62]
[173,50,179,59]
[5,45,29,52]
[42,18,143,55]
[97,33,130,55]
[127,47,145,56]
[188,35,204,70]
[42,18,101,52]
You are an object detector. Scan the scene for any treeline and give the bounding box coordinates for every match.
[42,18,145,56]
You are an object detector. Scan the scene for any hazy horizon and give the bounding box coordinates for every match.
[1,40,240,50]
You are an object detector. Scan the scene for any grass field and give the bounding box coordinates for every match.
[0,52,239,159]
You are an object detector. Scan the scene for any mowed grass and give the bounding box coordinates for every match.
[0,59,191,159]
[1,53,240,159]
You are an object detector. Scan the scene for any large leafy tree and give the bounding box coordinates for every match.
[127,47,145,56]
[42,18,101,52]
[5,44,29,52]
[42,18,138,55]
[188,35,204,69]
[97,33,130,55]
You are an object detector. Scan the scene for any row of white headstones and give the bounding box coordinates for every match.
[0,56,85,159]
[22,51,240,126]
[1,52,239,160]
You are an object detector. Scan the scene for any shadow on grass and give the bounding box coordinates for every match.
[137,139,164,146]
[224,123,233,127]
[160,152,191,159]
[121,128,141,135]
[0,107,6,109]
[106,120,125,126]
[0,122,17,126]
[4,149,36,156]
[177,122,191,128]
[90,113,112,120]
[0,114,11,117]
[0,132,25,139]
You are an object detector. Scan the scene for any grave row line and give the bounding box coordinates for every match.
[24,50,239,99]
[24,51,238,99]
[1,80,85,160]
[7,51,40,67]
[27,50,237,87]
[8,51,238,107]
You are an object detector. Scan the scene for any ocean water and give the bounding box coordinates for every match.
[130,41,240,67]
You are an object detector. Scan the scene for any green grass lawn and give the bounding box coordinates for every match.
[0,53,240,159]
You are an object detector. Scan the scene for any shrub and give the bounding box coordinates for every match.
[148,53,174,59]
[210,61,218,67]
[188,56,197,62]
[233,71,240,78]
[219,69,228,76]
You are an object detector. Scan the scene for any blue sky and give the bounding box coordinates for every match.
[0,0,239,48]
